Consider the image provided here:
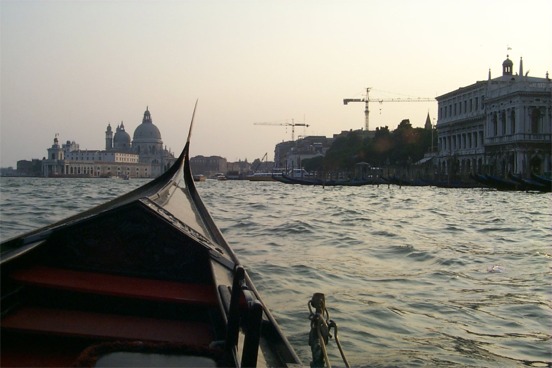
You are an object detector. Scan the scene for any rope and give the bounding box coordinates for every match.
[328,320,350,368]
[308,293,350,368]
[316,318,331,368]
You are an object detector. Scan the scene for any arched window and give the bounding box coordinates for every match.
[531,108,541,134]
[510,109,515,135]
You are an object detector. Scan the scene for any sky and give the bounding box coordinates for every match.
[1,0,551,167]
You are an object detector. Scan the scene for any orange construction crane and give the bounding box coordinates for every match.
[253,119,309,141]
[344,87,434,131]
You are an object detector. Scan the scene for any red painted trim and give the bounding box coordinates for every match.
[2,307,213,346]
[10,266,217,306]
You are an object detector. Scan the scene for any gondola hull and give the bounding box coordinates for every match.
[509,174,551,192]
[273,174,377,186]
[0,106,301,367]
[530,173,552,192]
[471,173,550,192]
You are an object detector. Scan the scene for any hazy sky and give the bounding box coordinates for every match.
[1,0,551,167]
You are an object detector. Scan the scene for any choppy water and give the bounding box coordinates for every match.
[1,177,551,367]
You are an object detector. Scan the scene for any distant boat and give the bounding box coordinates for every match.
[470,173,519,190]
[510,173,551,192]
[247,172,282,181]
[247,173,274,181]
[470,173,550,192]
[274,174,375,186]
[531,172,552,191]
[288,168,311,178]
[193,174,206,182]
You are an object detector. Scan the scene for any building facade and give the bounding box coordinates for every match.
[274,135,334,170]
[435,56,551,178]
[189,156,228,178]
[42,108,176,178]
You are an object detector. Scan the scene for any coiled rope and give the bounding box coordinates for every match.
[308,293,350,368]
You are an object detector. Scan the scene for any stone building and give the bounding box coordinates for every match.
[274,135,334,170]
[189,156,228,178]
[435,56,551,178]
[42,108,176,178]
[16,159,42,176]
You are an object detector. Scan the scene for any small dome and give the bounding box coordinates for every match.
[502,55,513,76]
[133,108,162,142]
[502,56,513,67]
[113,123,131,145]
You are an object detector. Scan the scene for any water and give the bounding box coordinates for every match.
[1,177,551,367]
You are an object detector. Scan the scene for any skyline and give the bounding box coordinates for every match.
[1,0,551,167]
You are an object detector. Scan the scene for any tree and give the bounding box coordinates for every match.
[370,126,393,166]
[307,120,434,174]
[302,156,324,172]
[324,131,364,171]
[389,119,429,165]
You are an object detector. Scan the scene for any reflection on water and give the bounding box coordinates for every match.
[1,177,551,367]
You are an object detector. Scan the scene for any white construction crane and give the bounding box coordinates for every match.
[344,87,434,131]
[253,119,309,141]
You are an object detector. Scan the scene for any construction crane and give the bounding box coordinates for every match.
[253,119,309,141]
[343,87,434,131]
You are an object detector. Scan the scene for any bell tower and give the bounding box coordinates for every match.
[105,123,113,150]
[47,134,63,160]
[502,55,513,76]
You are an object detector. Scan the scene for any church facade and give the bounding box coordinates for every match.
[435,56,552,178]
[42,108,176,178]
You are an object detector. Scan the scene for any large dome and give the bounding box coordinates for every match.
[133,107,162,142]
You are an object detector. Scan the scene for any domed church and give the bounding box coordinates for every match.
[104,107,175,177]
[43,107,175,178]
[132,107,164,162]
